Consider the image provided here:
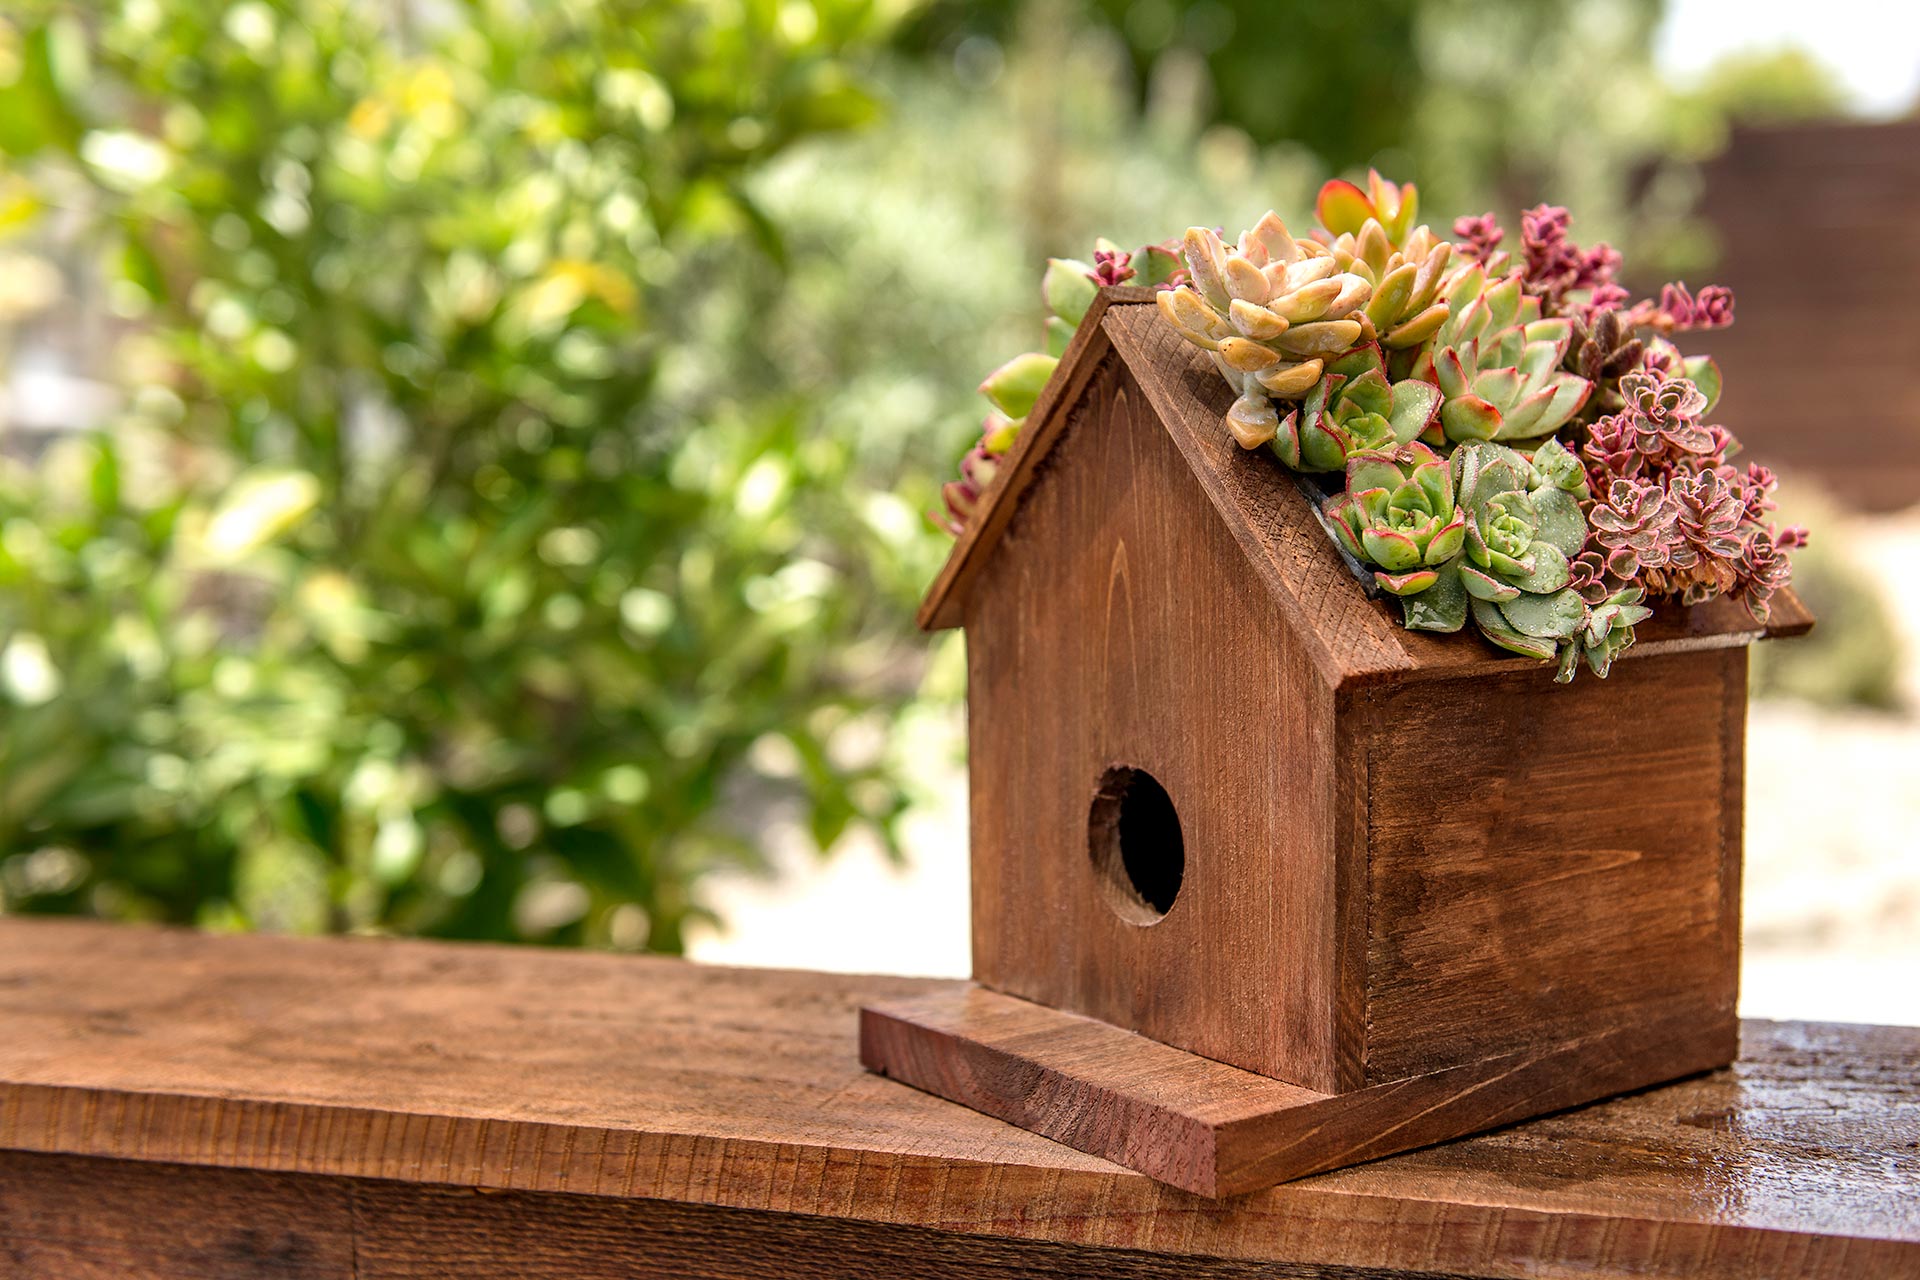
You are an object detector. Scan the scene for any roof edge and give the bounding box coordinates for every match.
[917,287,1156,631]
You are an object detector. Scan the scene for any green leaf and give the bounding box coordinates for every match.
[1471,597,1559,660]
[1498,587,1587,640]
[978,351,1058,418]
[1441,394,1501,442]
[1529,487,1587,558]
[1460,562,1521,602]
[1134,245,1182,288]
[1504,541,1572,594]
[1684,355,1723,414]
[1043,258,1098,326]
[1399,558,1469,632]
[1387,379,1442,444]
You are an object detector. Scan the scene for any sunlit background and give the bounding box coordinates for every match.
[0,0,1915,1025]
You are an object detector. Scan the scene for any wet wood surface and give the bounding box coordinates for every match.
[860,985,1732,1198]
[0,919,1916,1279]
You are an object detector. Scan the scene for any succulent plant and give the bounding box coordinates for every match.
[1316,170,1420,246]
[1269,344,1441,471]
[1451,441,1590,660]
[1558,583,1654,681]
[1391,263,1592,446]
[1156,214,1374,449]
[1329,440,1597,670]
[946,175,1802,675]
[1322,222,1453,352]
[1324,441,1465,596]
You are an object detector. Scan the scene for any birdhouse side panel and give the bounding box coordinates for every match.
[1353,646,1746,1085]
[964,356,1362,1092]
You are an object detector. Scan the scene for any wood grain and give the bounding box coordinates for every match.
[861,985,1732,1198]
[962,349,1353,1089]
[0,1151,1456,1280]
[1353,647,1746,1083]
[0,922,1915,1277]
[918,286,1158,631]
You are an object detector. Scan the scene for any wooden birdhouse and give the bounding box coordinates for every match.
[860,288,1812,1197]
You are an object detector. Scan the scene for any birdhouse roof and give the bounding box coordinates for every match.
[920,288,1810,689]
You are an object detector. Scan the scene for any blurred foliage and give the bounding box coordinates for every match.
[0,0,942,949]
[1751,490,1902,711]
[901,0,1729,276]
[1683,47,1851,127]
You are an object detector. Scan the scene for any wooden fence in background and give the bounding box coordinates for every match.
[1698,118,1920,511]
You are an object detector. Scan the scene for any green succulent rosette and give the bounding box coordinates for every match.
[1328,439,1608,675]
[1270,345,1443,472]
[1390,264,1592,446]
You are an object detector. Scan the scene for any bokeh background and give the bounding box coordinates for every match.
[0,0,1914,1022]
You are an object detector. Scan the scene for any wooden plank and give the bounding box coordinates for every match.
[0,920,1916,1279]
[961,354,1351,1090]
[0,1148,353,1279]
[0,1151,1435,1280]
[1356,648,1741,1083]
[860,985,1732,1198]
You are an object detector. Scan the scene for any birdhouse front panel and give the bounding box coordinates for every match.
[964,354,1360,1094]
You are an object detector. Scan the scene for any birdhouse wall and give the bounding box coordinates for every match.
[1347,646,1746,1085]
[963,354,1362,1094]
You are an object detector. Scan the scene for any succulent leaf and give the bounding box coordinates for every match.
[1399,558,1469,632]
[1471,596,1560,660]
[1683,354,1722,413]
[1376,567,1440,595]
[1043,258,1099,326]
[1317,179,1373,238]
[979,352,1058,419]
[1498,587,1586,640]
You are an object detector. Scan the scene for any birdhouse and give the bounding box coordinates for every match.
[860,288,1812,1197]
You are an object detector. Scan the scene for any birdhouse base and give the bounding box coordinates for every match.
[859,984,1733,1198]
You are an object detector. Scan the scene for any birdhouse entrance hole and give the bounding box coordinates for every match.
[1088,766,1184,925]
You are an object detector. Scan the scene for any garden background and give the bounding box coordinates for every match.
[0,0,1914,1021]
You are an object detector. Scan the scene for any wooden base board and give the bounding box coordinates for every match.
[859,985,1735,1199]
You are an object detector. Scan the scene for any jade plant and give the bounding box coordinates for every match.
[939,173,1804,682]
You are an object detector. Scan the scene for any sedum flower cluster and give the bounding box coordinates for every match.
[939,174,1802,683]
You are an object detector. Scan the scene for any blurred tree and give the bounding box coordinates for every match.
[903,0,1662,182]
[899,0,1732,278]
[1687,47,1851,125]
[0,0,939,950]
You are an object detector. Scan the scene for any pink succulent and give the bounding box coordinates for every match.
[1451,212,1504,265]
[1588,477,1680,579]
[1519,203,1621,308]
[1088,246,1135,288]
[1655,282,1735,331]
[1666,470,1747,569]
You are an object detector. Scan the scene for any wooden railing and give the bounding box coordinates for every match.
[0,918,1915,1278]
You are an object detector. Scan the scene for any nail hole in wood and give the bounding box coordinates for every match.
[1089,766,1184,925]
